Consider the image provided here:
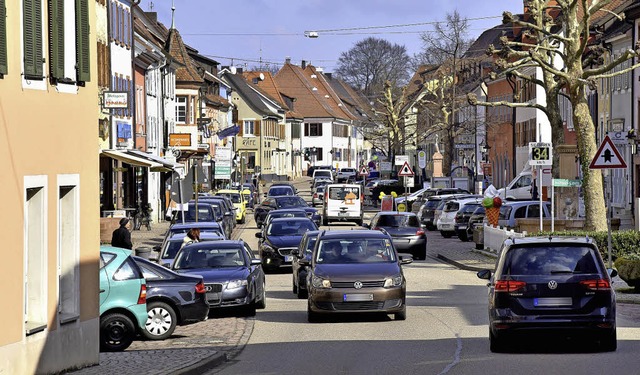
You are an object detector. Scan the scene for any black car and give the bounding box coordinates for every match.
[454,202,482,241]
[254,195,320,228]
[364,212,427,260]
[477,236,617,353]
[196,198,234,238]
[172,240,266,316]
[256,217,319,271]
[417,197,445,230]
[291,230,321,299]
[259,209,309,244]
[133,256,209,340]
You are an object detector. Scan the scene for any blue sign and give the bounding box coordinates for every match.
[218,125,239,139]
[117,122,131,139]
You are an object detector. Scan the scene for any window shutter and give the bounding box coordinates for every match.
[0,0,8,75]
[238,121,243,136]
[304,123,309,136]
[318,124,323,136]
[76,0,90,82]
[254,120,261,136]
[23,0,44,78]
[110,1,115,41]
[49,0,64,80]
[232,108,238,124]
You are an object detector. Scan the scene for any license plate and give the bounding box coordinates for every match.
[284,255,292,262]
[534,297,572,307]
[338,212,348,216]
[343,294,374,302]
[393,239,410,244]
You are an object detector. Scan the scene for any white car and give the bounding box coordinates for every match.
[336,167,357,182]
[436,197,482,238]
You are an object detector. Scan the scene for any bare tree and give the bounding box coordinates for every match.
[469,1,640,231]
[335,37,412,98]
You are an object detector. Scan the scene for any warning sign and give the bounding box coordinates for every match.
[589,136,627,169]
[398,161,414,177]
[358,166,369,176]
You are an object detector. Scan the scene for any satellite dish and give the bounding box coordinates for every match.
[259,73,265,81]
[230,66,237,74]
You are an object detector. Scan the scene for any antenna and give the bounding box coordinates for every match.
[149,1,154,11]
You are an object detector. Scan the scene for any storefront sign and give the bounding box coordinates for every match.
[169,133,192,147]
[103,91,129,109]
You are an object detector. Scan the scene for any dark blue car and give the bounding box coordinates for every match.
[171,240,266,316]
[254,196,320,228]
[256,217,318,272]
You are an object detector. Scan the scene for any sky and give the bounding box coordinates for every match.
[151,0,523,73]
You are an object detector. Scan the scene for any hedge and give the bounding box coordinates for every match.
[529,230,640,261]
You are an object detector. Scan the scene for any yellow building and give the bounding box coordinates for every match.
[0,0,100,373]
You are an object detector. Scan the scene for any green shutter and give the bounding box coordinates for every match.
[0,0,7,75]
[23,0,43,78]
[49,0,64,80]
[75,0,90,82]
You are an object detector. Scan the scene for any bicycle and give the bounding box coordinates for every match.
[133,204,153,231]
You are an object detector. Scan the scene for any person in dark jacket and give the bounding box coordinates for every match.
[111,218,133,249]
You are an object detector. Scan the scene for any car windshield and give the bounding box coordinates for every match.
[376,215,420,227]
[267,220,316,236]
[316,239,396,264]
[503,246,600,276]
[174,247,245,269]
[276,196,307,208]
[269,187,294,196]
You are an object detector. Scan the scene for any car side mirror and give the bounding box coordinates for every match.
[477,269,492,280]
[153,245,161,252]
[608,268,618,278]
[255,232,263,238]
[398,253,413,265]
[298,258,310,266]
[225,212,233,216]
[250,259,262,266]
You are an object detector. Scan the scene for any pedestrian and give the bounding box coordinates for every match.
[181,228,201,249]
[111,218,132,249]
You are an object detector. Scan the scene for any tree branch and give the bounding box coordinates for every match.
[590,61,640,80]
[584,49,638,78]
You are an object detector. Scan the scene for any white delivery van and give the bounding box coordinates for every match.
[322,184,364,226]
[497,165,552,201]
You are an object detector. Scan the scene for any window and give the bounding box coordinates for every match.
[24,176,48,335]
[176,96,187,123]
[58,176,79,324]
[316,147,323,161]
[305,123,322,136]
[291,123,301,138]
[243,120,255,136]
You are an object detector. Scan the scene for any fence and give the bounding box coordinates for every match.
[483,224,526,253]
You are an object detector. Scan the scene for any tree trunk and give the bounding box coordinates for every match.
[571,88,607,231]
[545,94,565,178]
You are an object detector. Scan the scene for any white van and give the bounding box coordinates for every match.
[497,166,551,200]
[312,169,334,182]
[322,184,364,226]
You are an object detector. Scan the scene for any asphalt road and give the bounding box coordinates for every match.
[209,190,640,375]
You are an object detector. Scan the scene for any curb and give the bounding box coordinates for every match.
[176,352,227,375]
[432,253,490,272]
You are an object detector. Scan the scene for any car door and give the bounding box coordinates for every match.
[99,252,114,306]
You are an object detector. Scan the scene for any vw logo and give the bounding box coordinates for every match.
[353,281,363,289]
[548,280,558,290]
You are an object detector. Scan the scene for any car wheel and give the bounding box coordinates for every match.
[394,305,407,321]
[441,231,453,238]
[297,276,308,299]
[240,214,246,224]
[142,301,177,340]
[599,329,617,352]
[100,313,136,352]
[489,329,507,353]
[255,282,267,310]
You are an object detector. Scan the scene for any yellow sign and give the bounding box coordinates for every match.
[344,191,356,205]
[397,203,406,212]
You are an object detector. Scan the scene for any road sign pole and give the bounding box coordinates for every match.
[607,170,613,269]
[551,179,555,232]
[539,169,543,232]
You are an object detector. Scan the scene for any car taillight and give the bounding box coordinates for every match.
[313,193,318,198]
[416,228,425,236]
[373,227,380,231]
[580,279,611,290]
[137,284,147,304]
[195,281,206,294]
[494,280,526,292]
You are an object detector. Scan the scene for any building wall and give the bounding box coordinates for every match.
[0,0,100,372]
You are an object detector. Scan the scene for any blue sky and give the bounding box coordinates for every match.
[151,0,522,72]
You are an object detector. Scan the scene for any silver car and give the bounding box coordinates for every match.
[312,185,326,207]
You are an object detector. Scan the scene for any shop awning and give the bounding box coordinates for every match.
[101,149,164,170]
[126,150,183,172]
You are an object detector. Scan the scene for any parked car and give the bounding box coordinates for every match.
[256,217,319,271]
[172,202,217,224]
[194,199,233,239]
[417,196,445,229]
[311,185,326,207]
[364,179,398,197]
[394,187,431,207]
[133,256,209,340]
[477,236,617,352]
[212,195,238,230]
[291,230,321,299]
[499,200,552,230]
[155,231,225,268]
[322,183,364,226]
[302,230,412,322]
[172,240,266,316]
[364,212,427,260]
[460,206,486,242]
[254,196,320,228]
[437,197,482,238]
[99,246,148,352]
[412,188,473,212]
[216,189,247,224]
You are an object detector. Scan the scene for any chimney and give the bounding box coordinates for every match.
[301,60,306,69]
[145,12,157,23]
[285,57,291,64]
[236,67,243,74]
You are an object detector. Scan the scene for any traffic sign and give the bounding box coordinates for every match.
[395,155,409,166]
[398,161,414,177]
[358,166,369,176]
[529,142,553,166]
[404,176,414,187]
[589,135,627,169]
[418,150,426,169]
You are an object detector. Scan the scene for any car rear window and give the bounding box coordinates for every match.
[377,215,420,227]
[328,186,360,200]
[502,246,600,276]
[269,186,294,196]
[443,202,460,212]
[277,196,307,208]
[460,204,480,214]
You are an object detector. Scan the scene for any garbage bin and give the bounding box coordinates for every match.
[473,225,484,250]
[135,246,152,259]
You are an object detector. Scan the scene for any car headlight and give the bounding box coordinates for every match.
[383,275,403,288]
[312,275,331,289]
[226,279,248,289]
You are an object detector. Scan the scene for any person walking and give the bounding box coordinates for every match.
[111,218,133,249]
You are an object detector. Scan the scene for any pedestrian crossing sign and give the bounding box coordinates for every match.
[398,161,414,177]
[589,136,627,169]
[358,166,369,176]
